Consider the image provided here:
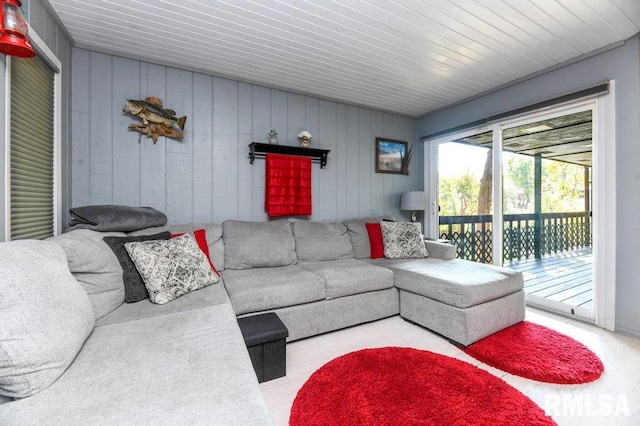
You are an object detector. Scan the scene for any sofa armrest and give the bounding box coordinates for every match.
[425,240,457,260]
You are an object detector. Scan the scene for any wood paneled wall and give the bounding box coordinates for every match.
[71,49,422,225]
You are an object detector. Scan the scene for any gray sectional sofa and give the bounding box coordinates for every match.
[0,216,524,425]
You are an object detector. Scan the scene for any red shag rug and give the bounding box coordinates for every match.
[290,347,556,426]
[463,321,604,384]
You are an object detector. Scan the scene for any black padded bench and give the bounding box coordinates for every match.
[237,313,289,383]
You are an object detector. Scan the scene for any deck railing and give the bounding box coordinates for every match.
[439,212,592,263]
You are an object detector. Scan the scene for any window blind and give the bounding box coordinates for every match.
[10,56,55,240]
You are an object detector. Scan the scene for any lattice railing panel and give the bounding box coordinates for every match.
[439,212,592,264]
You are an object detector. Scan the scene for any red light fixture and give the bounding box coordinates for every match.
[0,0,35,58]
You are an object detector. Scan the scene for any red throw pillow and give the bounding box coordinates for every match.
[365,222,385,259]
[171,229,220,277]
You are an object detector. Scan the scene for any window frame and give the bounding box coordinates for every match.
[424,87,617,332]
[4,24,62,239]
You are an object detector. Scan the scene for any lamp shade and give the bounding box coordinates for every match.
[400,191,426,211]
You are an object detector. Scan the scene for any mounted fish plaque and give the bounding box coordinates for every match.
[123,96,187,144]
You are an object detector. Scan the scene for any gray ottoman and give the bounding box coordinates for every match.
[376,257,525,346]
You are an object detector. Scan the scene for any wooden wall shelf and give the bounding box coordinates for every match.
[248,142,331,168]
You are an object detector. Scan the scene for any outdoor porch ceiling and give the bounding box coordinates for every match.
[453,110,593,167]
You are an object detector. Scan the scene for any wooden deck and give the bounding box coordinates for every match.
[506,247,593,310]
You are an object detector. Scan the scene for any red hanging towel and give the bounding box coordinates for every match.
[265,153,312,217]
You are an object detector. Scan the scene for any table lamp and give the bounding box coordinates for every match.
[401,190,426,222]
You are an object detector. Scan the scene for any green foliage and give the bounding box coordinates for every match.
[541,160,587,212]
[440,152,588,216]
[439,173,480,216]
[504,155,534,213]
[502,155,587,213]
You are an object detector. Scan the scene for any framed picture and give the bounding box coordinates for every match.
[375,138,408,175]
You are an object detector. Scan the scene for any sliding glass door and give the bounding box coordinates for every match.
[430,101,602,323]
[500,109,594,320]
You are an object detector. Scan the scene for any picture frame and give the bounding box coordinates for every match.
[375,138,409,175]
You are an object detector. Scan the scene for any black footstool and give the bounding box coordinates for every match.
[237,313,289,383]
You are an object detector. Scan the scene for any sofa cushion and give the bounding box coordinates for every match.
[222,266,325,315]
[48,229,127,319]
[372,258,523,308]
[0,240,95,399]
[125,234,219,305]
[103,232,172,303]
[298,259,394,299]
[292,221,353,262]
[343,216,393,259]
[380,221,428,259]
[0,304,273,425]
[129,223,225,272]
[424,240,457,260]
[223,220,296,269]
[96,281,231,327]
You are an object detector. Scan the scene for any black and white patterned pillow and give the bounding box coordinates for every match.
[380,221,428,259]
[124,233,219,305]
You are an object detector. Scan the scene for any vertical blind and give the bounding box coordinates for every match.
[10,56,55,240]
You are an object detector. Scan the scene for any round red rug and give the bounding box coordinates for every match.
[290,347,556,426]
[463,321,604,384]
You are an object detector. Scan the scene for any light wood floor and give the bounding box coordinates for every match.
[260,307,640,425]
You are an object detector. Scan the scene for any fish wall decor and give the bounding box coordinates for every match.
[123,96,187,144]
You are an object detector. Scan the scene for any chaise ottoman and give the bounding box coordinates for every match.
[372,257,525,346]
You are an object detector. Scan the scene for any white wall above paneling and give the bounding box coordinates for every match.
[47,0,640,117]
[71,49,422,225]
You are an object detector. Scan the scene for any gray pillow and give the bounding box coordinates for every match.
[48,229,127,319]
[0,240,95,399]
[380,221,428,259]
[343,216,393,259]
[68,205,167,232]
[124,234,219,305]
[292,221,354,262]
[103,232,171,303]
[223,220,297,269]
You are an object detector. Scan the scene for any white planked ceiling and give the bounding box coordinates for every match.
[46,0,640,117]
